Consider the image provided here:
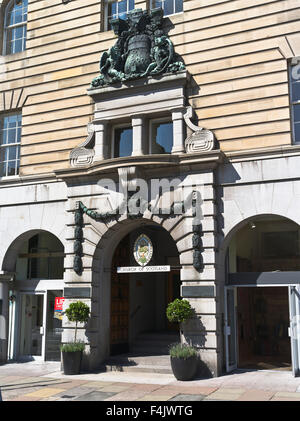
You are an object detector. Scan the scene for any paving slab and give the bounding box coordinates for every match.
[273,391,300,399]
[137,392,178,401]
[169,394,205,401]
[74,391,117,401]
[237,390,274,401]
[104,390,150,401]
[23,387,66,398]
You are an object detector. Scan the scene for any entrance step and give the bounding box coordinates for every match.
[102,331,180,374]
[102,354,173,374]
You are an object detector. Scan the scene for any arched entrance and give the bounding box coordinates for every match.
[3,230,65,362]
[109,224,180,357]
[224,215,300,374]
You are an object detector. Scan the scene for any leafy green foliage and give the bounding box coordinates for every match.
[65,301,90,324]
[166,298,194,324]
[64,301,90,343]
[169,343,198,359]
[60,342,85,353]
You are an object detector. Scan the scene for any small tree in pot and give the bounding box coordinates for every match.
[166,298,198,381]
[60,301,90,375]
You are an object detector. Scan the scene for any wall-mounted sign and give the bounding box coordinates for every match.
[54,297,65,320]
[117,265,170,273]
[133,234,153,267]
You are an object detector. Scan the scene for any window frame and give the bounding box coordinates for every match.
[289,62,300,144]
[3,0,28,56]
[0,112,22,178]
[150,0,183,17]
[111,123,133,158]
[149,116,173,155]
[104,0,135,31]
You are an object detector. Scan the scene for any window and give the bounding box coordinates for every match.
[290,63,300,143]
[150,120,173,154]
[113,126,133,157]
[262,231,299,258]
[4,0,28,55]
[105,0,134,31]
[152,0,183,16]
[0,113,21,177]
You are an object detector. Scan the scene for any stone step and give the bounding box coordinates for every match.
[102,354,173,374]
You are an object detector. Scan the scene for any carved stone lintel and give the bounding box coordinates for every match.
[184,106,215,154]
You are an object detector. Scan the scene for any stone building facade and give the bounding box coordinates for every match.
[1,0,300,377]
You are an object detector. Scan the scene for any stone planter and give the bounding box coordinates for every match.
[170,355,198,381]
[62,350,82,375]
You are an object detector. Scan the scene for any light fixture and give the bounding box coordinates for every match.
[249,222,256,229]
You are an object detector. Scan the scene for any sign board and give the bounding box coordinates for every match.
[117,265,170,273]
[54,297,65,320]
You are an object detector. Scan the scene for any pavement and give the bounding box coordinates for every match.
[1,361,300,403]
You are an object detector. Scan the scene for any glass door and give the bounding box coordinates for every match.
[224,286,237,372]
[289,285,300,376]
[45,290,63,361]
[19,293,44,359]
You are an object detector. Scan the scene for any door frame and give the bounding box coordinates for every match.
[225,284,296,375]
[9,279,64,361]
[224,286,237,372]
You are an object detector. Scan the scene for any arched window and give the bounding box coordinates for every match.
[3,0,28,55]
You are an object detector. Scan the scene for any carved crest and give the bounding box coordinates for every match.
[91,8,185,88]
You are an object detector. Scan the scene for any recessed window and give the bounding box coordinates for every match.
[151,120,173,154]
[105,0,135,31]
[152,0,183,16]
[114,126,133,157]
[4,0,28,55]
[0,113,21,177]
[290,63,300,143]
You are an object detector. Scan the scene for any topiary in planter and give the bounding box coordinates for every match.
[166,298,194,324]
[61,301,90,375]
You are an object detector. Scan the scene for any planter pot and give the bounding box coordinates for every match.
[62,350,82,375]
[170,356,198,381]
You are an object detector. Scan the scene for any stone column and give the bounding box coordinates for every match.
[94,121,108,161]
[132,116,145,157]
[171,108,185,154]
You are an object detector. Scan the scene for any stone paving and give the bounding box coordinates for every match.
[1,361,300,402]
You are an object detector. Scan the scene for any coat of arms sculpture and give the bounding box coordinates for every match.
[91,8,185,88]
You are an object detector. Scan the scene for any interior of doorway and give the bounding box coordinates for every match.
[237,286,291,371]
[110,225,181,357]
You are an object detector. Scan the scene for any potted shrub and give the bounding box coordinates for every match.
[169,343,198,381]
[166,298,198,381]
[60,301,90,375]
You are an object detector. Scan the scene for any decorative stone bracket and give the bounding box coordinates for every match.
[70,123,95,168]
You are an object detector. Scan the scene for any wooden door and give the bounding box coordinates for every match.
[110,236,130,355]
[166,270,181,331]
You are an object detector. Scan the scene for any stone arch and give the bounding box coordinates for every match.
[87,214,184,368]
[218,212,300,271]
[2,229,65,273]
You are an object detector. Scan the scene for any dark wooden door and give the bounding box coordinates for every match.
[110,236,130,355]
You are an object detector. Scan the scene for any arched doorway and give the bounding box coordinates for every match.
[224,215,300,373]
[109,224,180,357]
[3,230,65,362]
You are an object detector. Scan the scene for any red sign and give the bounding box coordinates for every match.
[54,297,65,311]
